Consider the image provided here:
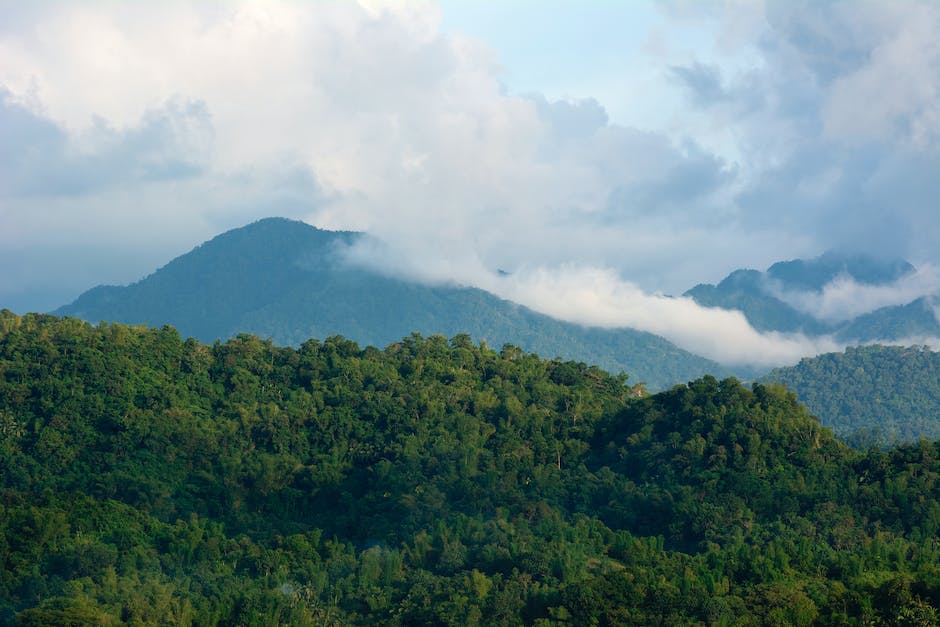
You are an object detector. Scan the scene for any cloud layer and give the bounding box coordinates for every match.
[1,0,939,367]
[486,266,843,368]
[766,265,940,323]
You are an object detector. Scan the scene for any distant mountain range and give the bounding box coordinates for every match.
[685,251,940,341]
[54,218,735,390]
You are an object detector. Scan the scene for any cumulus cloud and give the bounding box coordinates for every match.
[0,91,211,197]
[669,62,728,105]
[0,1,751,293]
[818,3,940,149]
[0,0,939,366]
[671,0,940,265]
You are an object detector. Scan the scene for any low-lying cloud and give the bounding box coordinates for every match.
[342,240,839,368]
[766,265,940,323]
[487,266,843,367]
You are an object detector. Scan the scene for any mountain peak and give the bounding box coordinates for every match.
[199,217,359,252]
[685,251,933,341]
[53,217,733,390]
[766,251,915,292]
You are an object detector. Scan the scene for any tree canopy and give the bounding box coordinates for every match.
[3,311,940,624]
[758,344,940,446]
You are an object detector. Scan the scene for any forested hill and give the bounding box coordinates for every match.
[53,217,734,391]
[4,312,940,624]
[757,344,940,446]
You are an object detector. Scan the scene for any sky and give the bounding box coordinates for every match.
[2,0,939,366]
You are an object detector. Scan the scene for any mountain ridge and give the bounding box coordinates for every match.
[686,252,940,340]
[54,217,736,390]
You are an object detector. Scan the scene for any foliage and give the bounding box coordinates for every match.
[3,311,940,624]
[757,345,940,445]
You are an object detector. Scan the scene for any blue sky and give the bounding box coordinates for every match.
[440,2,663,118]
[439,1,725,133]
[1,0,939,364]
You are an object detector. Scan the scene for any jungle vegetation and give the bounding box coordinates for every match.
[2,311,940,625]
[758,344,940,446]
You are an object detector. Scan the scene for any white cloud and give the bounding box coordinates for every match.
[766,265,940,323]
[1,0,939,366]
[483,265,843,367]
[341,239,842,367]
[0,0,754,298]
[820,2,940,149]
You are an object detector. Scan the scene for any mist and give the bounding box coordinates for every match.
[342,240,834,368]
[766,265,940,323]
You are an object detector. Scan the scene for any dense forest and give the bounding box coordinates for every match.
[54,217,736,390]
[3,311,940,624]
[757,344,940,446]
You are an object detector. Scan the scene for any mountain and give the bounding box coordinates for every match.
[756,344,940,445]
[5,312,940,624]
[836,297,940,342]
[764,252,915,291]
[54,217,734,390]
[685,251,940,340]
[685,268,832,334]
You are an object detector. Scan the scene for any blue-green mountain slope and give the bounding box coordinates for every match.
[55,217,736,390]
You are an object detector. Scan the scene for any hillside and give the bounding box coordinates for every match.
[685,252,940,341]
[54,217,735,390]
[685,269,832,334]
[3,312,940,623]
[757,344,940,446]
